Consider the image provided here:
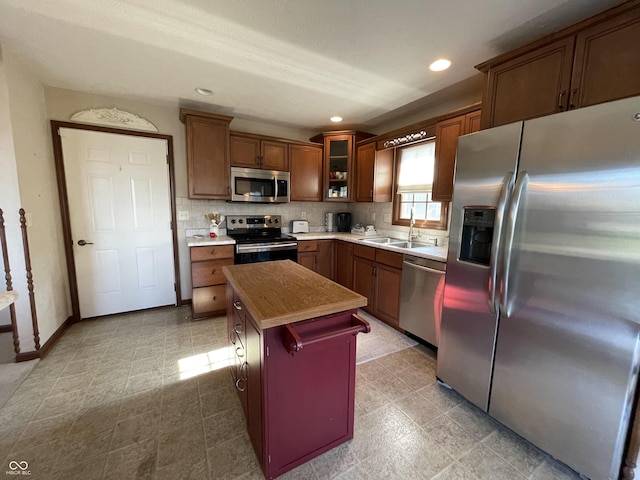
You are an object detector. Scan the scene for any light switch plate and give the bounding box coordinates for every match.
[178,211,190,221]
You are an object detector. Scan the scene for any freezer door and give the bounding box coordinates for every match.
[489,96,640,480]
[437,122,522,411]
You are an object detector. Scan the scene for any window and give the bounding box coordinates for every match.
[393,141,448,230]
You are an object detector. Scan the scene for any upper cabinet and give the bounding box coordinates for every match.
[180,109,233,200]
[478,2,640,128]
[230,132,289,171]
[311,131,374,202]
[355,141,393,203]
[289,143,323,202]
[432,110,481,202]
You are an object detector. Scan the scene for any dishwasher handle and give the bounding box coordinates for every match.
[402,260,445,275]
[283,313,370,354]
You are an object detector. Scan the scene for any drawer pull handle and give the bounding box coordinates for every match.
[233,301,242,310]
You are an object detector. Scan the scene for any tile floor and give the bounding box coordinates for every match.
[0,306,584,480]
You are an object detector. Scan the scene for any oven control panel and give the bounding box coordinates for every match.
[227,215,281,230]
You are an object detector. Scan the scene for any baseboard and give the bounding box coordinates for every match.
[16,350,40,362]
[0,324,12,333]
[38,315,74,359]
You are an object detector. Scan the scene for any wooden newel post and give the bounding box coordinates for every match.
[0,208,20,356]
[19,209,40,350]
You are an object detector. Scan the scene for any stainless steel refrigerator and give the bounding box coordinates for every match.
[437,96,640,480]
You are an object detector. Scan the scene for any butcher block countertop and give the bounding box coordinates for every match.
[222,260,367,330]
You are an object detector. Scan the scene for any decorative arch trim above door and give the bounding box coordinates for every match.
[70,107,159,132]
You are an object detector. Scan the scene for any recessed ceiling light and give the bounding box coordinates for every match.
[330,116,343,123]
[429,59,451,72]
[195,87,213,96]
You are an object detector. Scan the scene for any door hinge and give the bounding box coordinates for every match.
[266,346,270,357]
[268,455,271,464]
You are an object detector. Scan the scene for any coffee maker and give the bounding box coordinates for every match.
[336,212,351,232]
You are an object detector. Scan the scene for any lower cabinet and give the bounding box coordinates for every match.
[335,241,354,289]
[190,245,234,318]
[353,245,403,329]
[297,240,334,280]
[226,286,361,479]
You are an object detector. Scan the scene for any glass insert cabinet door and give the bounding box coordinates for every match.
[325,135,353,201]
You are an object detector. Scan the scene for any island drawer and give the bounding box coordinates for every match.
[192,285,226,316]
[190,245,234,262]
[191,259,234,288]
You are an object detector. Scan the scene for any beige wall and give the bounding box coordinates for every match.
[0,48,71,351]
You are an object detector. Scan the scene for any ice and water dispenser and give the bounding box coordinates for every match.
[459,207,495,266]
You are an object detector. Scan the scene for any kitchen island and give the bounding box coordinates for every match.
[222,260,368,479]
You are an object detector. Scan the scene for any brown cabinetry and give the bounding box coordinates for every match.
[353,245,403,329]
[311,130,375,202]
[432,110,481,202]
[335,241,354,289]
[230,133,289,171]
[190,245,234,318]
[297,240,334,280]
[289,143,323,201]
[355,142,394,202]
[180,109,233,199]
[478,3,640,128]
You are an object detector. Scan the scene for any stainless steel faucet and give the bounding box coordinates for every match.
[407,206,417,245]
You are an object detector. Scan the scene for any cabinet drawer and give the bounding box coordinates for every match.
[375,249,403,269]
[191,259,234,287]
[192,285,226,316]
[353,244,375,260]
[190,245,234,262]
[298,240,318,252]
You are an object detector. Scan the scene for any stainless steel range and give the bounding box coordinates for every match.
[226,215,298,264]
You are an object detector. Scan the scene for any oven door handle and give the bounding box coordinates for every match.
[236,242,298,254]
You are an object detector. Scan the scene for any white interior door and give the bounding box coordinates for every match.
[60,128,176,318]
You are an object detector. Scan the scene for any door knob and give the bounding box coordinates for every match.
[77,239,94,246]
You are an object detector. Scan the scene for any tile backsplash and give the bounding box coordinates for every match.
[177,196,450,246]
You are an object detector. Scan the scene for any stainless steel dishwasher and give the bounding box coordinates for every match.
[399,255,446,347]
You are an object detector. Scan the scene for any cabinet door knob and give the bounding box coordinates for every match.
[212,295,217,301]
[211,269,216,275]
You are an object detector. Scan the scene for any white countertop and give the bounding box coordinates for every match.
[186,235,235,247]
[186,232,447,262]
[0,291,18,311]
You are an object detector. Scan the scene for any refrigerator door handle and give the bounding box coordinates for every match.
[499,171,529,318]
[488,171,515,313]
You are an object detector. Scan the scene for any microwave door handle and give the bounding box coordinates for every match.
[274,176,278,199]
[488,171,515,314]
[499,171,528,319]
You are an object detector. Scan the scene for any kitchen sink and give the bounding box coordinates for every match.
[362,238,431,249]
[361,237,404,244]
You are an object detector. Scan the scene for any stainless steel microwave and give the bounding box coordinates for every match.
[230,167,290,203]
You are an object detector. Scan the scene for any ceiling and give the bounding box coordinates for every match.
[0,0,625,131]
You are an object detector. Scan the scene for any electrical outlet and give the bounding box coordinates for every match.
[301,211,307,219]
[178,211,190,221]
